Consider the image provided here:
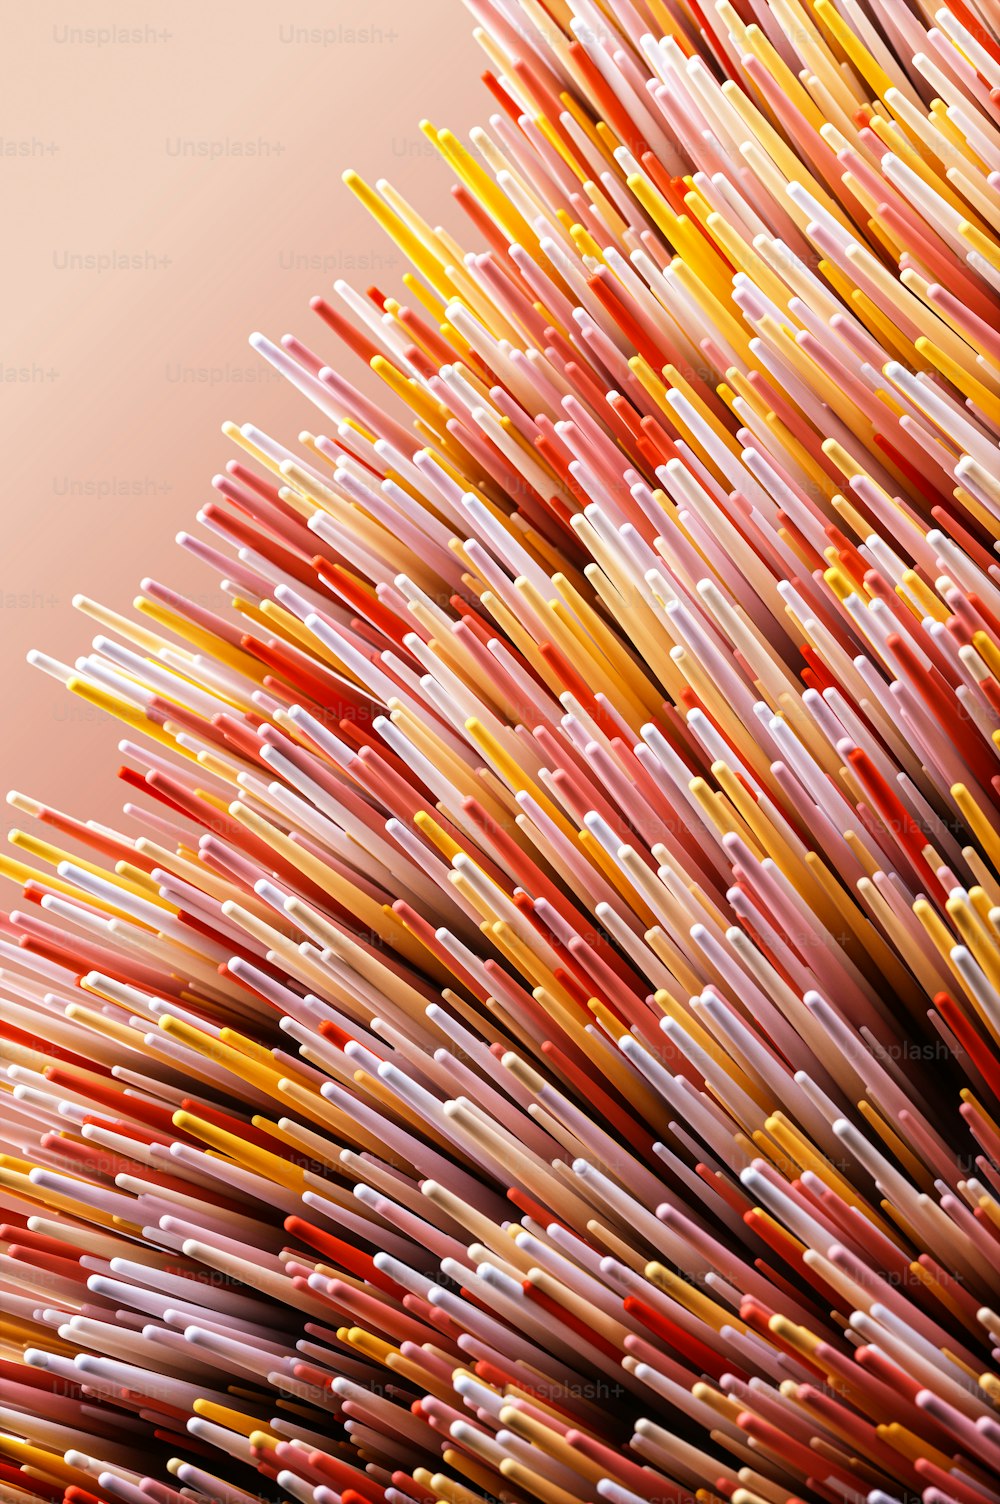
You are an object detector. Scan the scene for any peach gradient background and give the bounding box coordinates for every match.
[1,1,482,828]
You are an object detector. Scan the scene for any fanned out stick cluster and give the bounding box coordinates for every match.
[3,0,1000,1502]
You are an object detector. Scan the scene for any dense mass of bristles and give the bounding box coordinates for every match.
[3,1,1000,1503]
